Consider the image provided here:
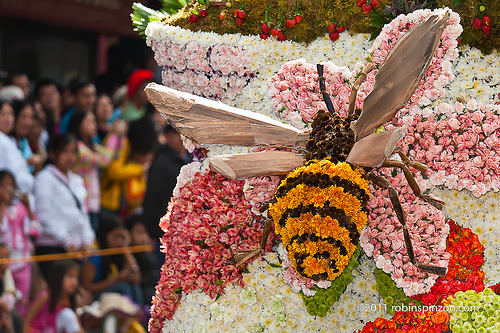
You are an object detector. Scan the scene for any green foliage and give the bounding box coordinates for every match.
[133,0,499,52]
[300,248,360,317]
[437,0,500,54]
[374,268,422,315]
[131,0,189,37]
[160,0,392,43]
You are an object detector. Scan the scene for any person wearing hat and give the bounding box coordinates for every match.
[109,69,153,123]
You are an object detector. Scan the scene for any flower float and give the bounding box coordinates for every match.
[137,2,500,332]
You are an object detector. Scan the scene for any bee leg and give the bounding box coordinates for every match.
[366,172,447,277]
[233,218,272,268]
[347,63,376,117]
[317,64,336,115]
[381,158,445,210]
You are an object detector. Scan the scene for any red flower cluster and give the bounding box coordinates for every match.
[359,310,450,333]
[412,219,485,305]
[149,170,272,333]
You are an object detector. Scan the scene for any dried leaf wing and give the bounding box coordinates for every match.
[145,83,309,148]
[346,128,405,167]
[209,151,304,179]
[351,10,450,140]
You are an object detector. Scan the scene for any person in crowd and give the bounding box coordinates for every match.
[81,211,142,305]
[0,170,40,315]
[67,110,125,230]
[11,100,45,174]
[142,125,191,268]
[23,260,84,333]
[33,134,95,280]
[28,102,49,161]
[9,73,30,99]
[111,85,127,112]
[124,214,159,306]
[59,79,96,134]
[110,69,153,123]
[94,93,115,143]
[0,100,34,194]
[33,78,62,137]
[0,244,22,333]
[100,115,156,217]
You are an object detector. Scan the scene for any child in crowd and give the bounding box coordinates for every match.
[24,260,84,333]
[100,116,156,217]
[0,244,21,333]
[124,214,159,306]
[11,101,45,174]
[81,211,142,305]
[0,170,40,315]
[68,110,125,230]
[33,134,95,280]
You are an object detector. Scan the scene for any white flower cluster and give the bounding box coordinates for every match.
[439,46,500,105]
[164,252,386,332]
[431,187,500,285]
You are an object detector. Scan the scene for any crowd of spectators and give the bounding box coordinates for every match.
[0,70,192,332]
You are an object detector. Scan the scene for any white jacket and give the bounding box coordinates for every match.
[34,165,95,249]
[0,131,34,193]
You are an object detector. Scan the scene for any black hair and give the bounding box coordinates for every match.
[33,78,61,99]
[10,100,34,138]
[48,133,78,163]
[97,211,126,277]
[47,260,80,313]
[127,114,158,156]
[69,79,94,95]
[0,169,16,186]
[124,213,144,231]
[67,110,93,148]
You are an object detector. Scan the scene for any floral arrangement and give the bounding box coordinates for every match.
[360,171,451,296]
[412,219,486,306]
[358,310,451,333]
[141,4,500,332]
[373,268,423,315]
[447,288,500,332]
[150,166,274,331]
[269,160,369,282]
[164,251,387,332]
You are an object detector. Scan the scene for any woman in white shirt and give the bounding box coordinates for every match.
[0,100,34,194]
[34,133,95,279]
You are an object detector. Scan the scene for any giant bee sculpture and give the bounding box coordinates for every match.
[145,10,451,283]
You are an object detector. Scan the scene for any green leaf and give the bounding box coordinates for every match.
[215,280,224,285]
[452,0,464,6]
[267,262,282,268]
[174,288,182,294]
[370,11,386,29]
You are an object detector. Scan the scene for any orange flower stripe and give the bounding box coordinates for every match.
[282,160,370,195]
[270,184,369,233]
[279,213,354,249]
[288,240,352,280]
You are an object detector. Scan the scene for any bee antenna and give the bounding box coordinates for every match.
[316,64,336,115]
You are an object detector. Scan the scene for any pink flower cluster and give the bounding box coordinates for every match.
[361,9,461,111]
[398,102,500,197]
[149,169,268,332]
[268,60,359,128]
[243,176,280,215]
[150,39,255,101]
[268,10,460,129]
[360,171,451,297]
